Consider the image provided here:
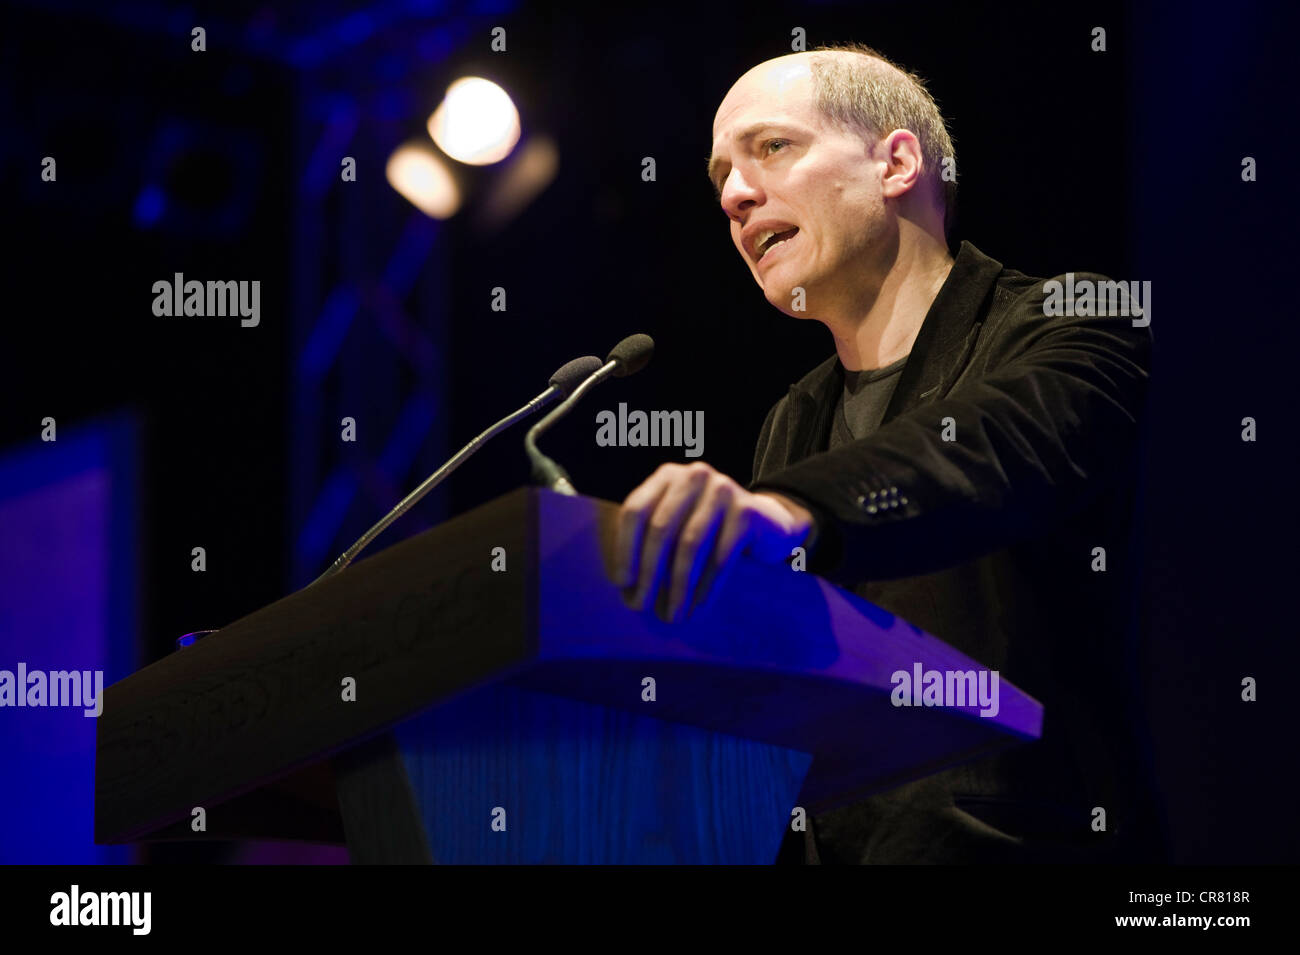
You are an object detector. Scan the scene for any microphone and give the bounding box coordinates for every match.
[526,333,655,495]
[308,355,603,587]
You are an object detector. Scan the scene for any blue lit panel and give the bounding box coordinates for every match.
[0,416,138,863]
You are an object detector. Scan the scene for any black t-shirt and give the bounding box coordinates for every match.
[828,353,909,449]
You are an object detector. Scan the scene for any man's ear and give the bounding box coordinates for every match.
[878,129,925,199]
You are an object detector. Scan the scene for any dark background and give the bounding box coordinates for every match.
[1,0,1295,863]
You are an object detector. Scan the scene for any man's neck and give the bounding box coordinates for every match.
[826,234,955,372]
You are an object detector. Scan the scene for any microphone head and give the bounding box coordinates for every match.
[549,355,604,397]
[607,333,655,377]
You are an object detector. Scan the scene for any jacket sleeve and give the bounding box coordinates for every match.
[749,276,1153,585]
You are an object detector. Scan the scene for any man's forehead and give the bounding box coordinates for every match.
[711,55,815,142]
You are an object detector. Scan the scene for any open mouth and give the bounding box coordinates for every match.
[756,226,799,262]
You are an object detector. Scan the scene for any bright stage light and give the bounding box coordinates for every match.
[385,143,461,218]
[427,77,521,166]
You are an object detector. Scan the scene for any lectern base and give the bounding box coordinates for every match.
[334,684,812,864]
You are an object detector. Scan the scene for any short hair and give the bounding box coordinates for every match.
[809,43,957,234]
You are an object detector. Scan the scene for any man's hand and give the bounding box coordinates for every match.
[613,462,814,623]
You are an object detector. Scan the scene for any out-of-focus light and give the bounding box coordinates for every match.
[475,135,560,232]
[386,143,461,218]
[427,77,521,166]
[132,183,166,228]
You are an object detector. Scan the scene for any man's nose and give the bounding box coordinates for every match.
[721,169,761,220]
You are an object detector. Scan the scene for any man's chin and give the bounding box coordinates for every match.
[763,282,814,318]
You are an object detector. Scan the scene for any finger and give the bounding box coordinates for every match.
[689,505,753,616]
[667,482,731,622]
[615,470,671,588]
[632,466,709,612]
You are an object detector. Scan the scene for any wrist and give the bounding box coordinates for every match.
[762,492,816,543]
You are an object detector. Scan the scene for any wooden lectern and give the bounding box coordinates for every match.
[95,488,1042,863]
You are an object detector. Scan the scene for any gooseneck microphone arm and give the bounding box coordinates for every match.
[526,333,655,496]
[308,355,603,587]
[525,362,617,495]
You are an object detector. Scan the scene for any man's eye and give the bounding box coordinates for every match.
[763,139,789,155]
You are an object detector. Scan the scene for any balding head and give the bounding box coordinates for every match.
[706,44,953,324]
[711,53,817,142]
[711,45,955,231]
[805,44,956,228]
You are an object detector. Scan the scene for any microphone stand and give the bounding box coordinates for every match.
[309,387,560,587]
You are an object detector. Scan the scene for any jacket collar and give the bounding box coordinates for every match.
[783,240,1004,459]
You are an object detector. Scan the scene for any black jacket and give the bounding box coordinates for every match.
[751,241,1165,863]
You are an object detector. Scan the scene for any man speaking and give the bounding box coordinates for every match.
[613,43,1162,863]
